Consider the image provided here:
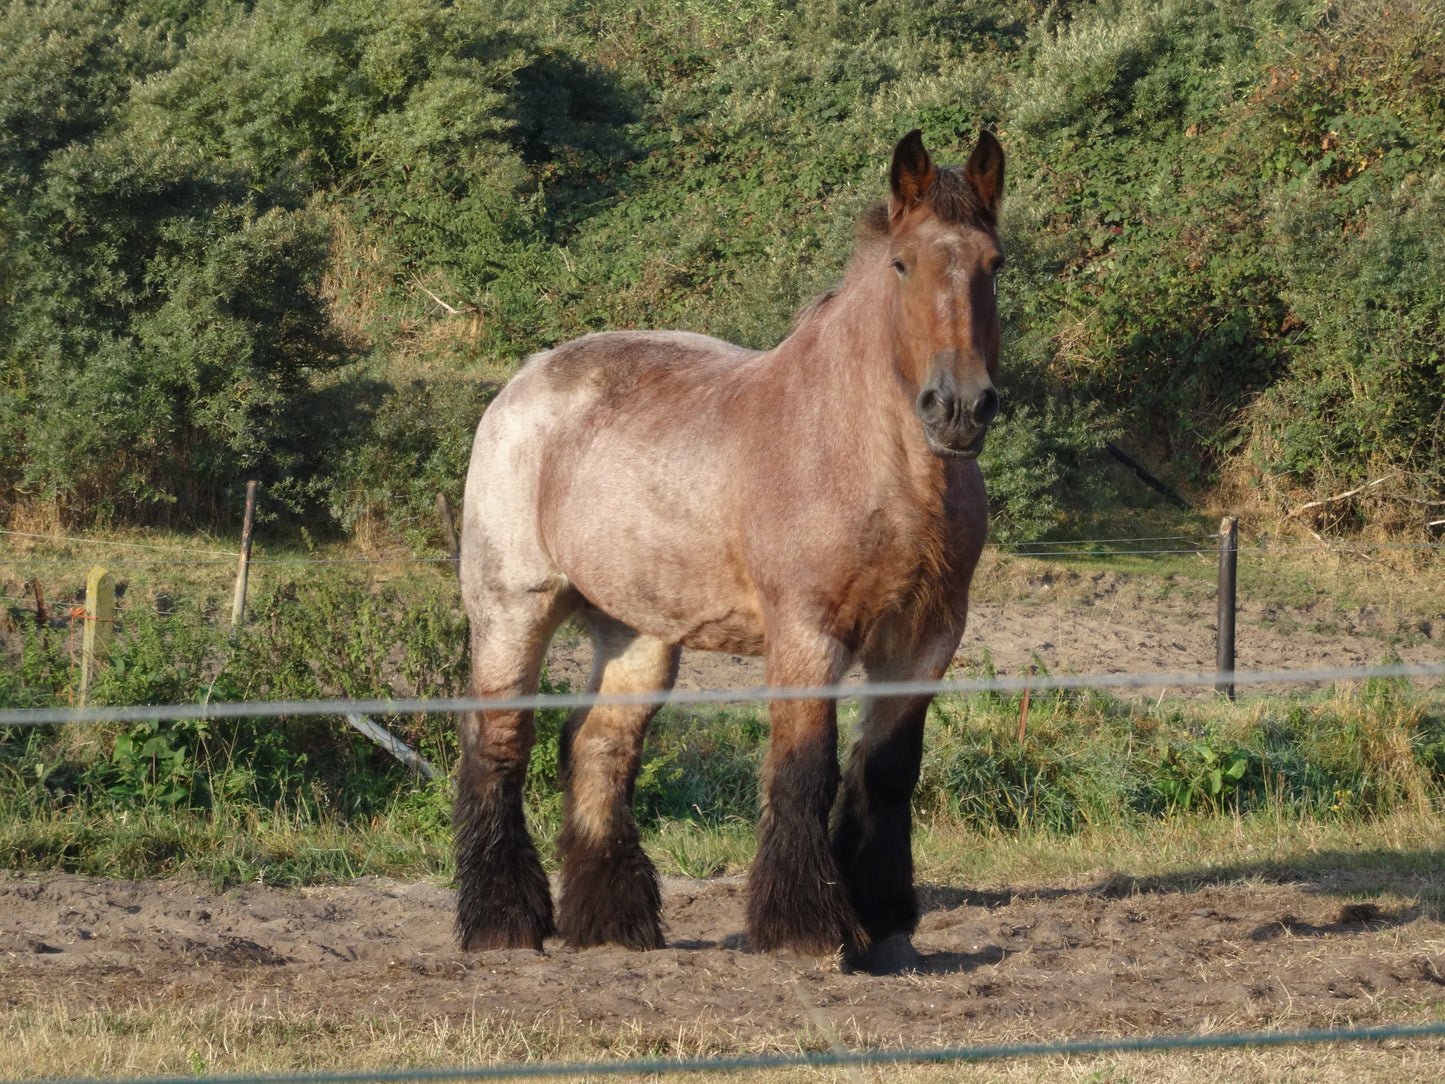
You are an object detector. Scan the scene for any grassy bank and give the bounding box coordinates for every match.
[3,532,1443,887]
[4,0,1443,538]
[3,662,1441,891]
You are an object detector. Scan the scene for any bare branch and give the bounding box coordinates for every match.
[412,278,480,317]
[1284,475,1395,520]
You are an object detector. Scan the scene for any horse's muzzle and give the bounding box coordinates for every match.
[916,373,997,460]
[923,425,989,459]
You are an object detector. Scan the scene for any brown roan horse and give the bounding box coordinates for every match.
[456,129,1004,969]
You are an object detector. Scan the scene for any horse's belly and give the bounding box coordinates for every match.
[674,610,766,656]
[562,544,767,656]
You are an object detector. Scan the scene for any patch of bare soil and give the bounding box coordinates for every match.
[3,870,1443,1050]
[546,561,1444,698]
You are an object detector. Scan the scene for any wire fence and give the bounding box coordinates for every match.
[0,529,240,556]
[3,531,1445,1083]
[5,525,1444,571]
[4,545,1444,566]
[0,661,1441,730]
[3,523,1443,723]
[34,1020,1445,1084]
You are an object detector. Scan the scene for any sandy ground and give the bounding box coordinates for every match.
[2,870,1443,1051]
[2,561,1442,1063]
[546,562,1444,698]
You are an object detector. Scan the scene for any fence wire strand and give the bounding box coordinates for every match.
[0,529,238,556]
[5,535,1445,569]
[1,661,1440,729]
[36,1020,1445,1084]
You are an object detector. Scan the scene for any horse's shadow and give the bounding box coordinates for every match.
[667,932,1010,976]
[661,847,1440,973]
[918,847,1442,936]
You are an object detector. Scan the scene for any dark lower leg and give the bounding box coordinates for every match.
[557,798,662,950]
[454,708,554,950]
[830,703,927,942]
[557,708,663,948]
[747,720,868,956]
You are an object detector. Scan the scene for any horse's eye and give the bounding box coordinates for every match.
[892,259,907,275]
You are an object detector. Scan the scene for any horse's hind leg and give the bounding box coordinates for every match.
[556,614,679,949]
[454,590,571,951]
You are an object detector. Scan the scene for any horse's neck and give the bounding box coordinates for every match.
[769,254,948,500]
[776,255,900,403]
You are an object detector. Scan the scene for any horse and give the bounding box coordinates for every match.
[455,128,1004,969]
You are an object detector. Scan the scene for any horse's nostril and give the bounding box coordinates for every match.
[917,388,949,425]
[972,386,999,426]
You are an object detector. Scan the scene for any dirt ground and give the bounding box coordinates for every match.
[3,560,1443,1067]
[2,869,1443,1054]
[547,559,1444,698]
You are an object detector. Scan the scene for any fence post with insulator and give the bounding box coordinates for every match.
[78,565,115,707]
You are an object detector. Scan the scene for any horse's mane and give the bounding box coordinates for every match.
[857,164,994,240]
[789,164,991,335]
[788,286,840,333]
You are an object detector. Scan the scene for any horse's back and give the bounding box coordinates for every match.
[532,329,758,399]
[462,329,765,646]
[472,328,755,466]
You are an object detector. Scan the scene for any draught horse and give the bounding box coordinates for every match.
[456,129,1004,968]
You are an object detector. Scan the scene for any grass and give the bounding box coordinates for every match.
[0,799,452,890]
[2,527,1443,1084]
[918,807,1445,915]
[2,671,1440,888]
[4,1005,1445,1083]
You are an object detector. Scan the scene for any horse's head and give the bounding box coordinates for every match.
[886,129,1005,460]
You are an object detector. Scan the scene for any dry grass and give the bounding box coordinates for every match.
[2,1001,1442,1083]
[917,806,1445,917]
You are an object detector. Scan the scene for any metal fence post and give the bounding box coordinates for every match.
[1216,516,1238,701]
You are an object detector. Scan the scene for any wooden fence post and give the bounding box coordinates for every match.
[436,493,461,583]
[1216,516,1238,701]
[78,566,115,707]
[231,481,257,630]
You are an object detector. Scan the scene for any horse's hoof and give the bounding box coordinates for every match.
[459,927,547,953]
[557,838,664,950]
[842,932,921,975]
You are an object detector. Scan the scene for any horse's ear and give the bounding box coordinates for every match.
[964,130,1005,218]
[889,129,935,226]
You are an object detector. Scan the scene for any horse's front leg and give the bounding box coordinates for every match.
[829,627,963,971]
[747,631,868,957]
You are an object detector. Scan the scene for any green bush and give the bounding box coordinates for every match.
[2,0,1442,536]
[1244,178,1445,521]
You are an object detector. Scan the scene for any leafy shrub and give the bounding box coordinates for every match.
[3,0,1444,537]
[1243,178,1445,525]
[1153,739,1253,813]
